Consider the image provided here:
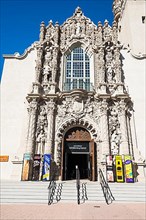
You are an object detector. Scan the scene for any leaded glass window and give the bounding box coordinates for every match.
[64,47,91,91]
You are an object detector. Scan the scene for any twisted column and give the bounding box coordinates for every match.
[118,100,129,155]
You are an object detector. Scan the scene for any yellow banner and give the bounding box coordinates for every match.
[115,155,124,182]
[124,155,134,183]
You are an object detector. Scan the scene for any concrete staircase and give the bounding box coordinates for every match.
[0,180,104,204]
[0,180,145,204]
[60,180,105,203]
[108,182,146,203]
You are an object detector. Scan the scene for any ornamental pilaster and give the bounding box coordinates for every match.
[44,100,56,155]
[35,46,43,83]
[118,100,129,155]
[26,99,38,154]
[39,21,45,42]
[114,47,122,83]
[99,99,110,159]
[52,46,59,83]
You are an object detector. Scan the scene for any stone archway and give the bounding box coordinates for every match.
[61,126,96,181]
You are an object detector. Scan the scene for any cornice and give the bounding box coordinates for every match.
[3,41,39,60]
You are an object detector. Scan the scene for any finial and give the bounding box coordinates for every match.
[98,21,102,27]
[40,21,45,27]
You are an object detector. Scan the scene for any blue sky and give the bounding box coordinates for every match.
[0,0,114,78]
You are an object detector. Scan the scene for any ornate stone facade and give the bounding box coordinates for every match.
[21,7,144,181]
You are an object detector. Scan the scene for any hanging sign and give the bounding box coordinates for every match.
[106,155,114,182]
[115,155,124,182]
[66,142,89,153]
[124,155,134,183]
[42,154,51,181]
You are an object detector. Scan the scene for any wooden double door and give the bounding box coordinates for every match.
[61,127,96,181]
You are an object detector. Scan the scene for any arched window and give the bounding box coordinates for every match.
[64,47,91,91]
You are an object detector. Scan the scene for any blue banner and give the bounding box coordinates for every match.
[42,154,51,181]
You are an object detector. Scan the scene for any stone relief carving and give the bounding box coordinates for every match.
[36,105,48,154]
[109,104,121,155]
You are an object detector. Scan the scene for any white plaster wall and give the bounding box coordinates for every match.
[119,0,146,56]
[1,49,37,180]
[121,49,145,158]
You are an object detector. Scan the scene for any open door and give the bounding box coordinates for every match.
[90,140,95,181]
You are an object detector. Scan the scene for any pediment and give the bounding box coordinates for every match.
[60,7,96,38]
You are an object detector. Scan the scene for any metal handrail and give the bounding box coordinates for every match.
[56,183,63,202]
[76,165,80,205]
[99,168,115,205]
[81,183,88,202]
[48,180,56,205]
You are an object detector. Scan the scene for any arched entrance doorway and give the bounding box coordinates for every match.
[61,127,96,181]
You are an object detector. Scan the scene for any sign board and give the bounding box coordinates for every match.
[42,154,51,181]
[66,142,89,153]
[106,156,114,182]
[124,155,134,183]
[24,153,31,160]
[32,154,41,181]
[0,155,9,162]
[115,155,124,182]
[21,160,30,181]
[21,153,32,181]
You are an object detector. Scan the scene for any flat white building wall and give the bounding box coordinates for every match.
[122,49,145,158]
[1,49,37,180]
[119,0,146,56]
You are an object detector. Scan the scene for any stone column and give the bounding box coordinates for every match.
[118,100,129,155]
[44,99,56,156]
[100,99,110,160]
[22,99,38,181]
[26,99,38,154]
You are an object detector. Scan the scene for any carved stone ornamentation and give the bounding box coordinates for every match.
[109,104,121,155]
[66,129,91,140]
[36,105,48,155]
[22,7,139,181]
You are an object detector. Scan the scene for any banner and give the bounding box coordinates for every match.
[106,156,114,182]
[21,153,32,181]
[42,154,51,181]
[115,155,124,182]
[124,155,134,183]
[32,154,41,181]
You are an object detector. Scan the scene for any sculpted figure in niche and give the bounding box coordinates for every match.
[43,46,53,82]
[106,63,115,83]
[36,129,46,155]
[75,22,81,35]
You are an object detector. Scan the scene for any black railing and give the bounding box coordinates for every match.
[48,180,56,205]
[56,183,63,202]
[99,168,115,205]
[81,183,88,203]
[76,165,80,205]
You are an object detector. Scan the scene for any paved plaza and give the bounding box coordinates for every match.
[0,203,145,220]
